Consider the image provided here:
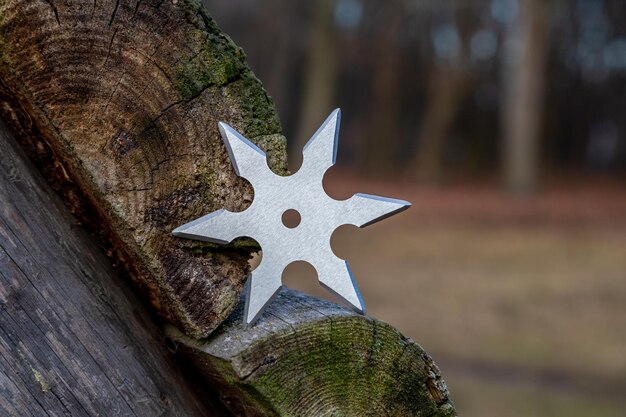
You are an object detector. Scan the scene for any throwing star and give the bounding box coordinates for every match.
[173,109,411,326]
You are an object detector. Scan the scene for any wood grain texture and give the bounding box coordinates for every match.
[167,289,457,417]
[0,0,288,338]
[0,120,231,416]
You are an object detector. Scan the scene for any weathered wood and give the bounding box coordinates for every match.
[0,111,457,414]
[167,290,456,417]
[0,121,229,416]
[0,1,457,415]
[0,0,287,338]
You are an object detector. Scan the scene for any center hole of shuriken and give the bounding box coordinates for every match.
[281,209,301,228]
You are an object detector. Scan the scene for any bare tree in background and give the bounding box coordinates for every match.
[363,1,404,174]
[502,0,548,194]
[407,8,476,183]
[204,0,626,182]
[294,0,338,168]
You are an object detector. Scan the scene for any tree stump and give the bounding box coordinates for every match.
[0,0,457,415]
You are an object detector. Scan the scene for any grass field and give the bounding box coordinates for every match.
[282,174,626,417]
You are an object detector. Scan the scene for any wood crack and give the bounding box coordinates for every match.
[102,27,118,67]
[43,0,60,25]
[108,0,120,27]
[131,0,142,20]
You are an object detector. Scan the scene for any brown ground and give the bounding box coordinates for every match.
[280,172,626,417]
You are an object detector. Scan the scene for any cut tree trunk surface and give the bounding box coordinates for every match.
[0,0,287,339]
[0,121,228,416]
[168,289,456,417]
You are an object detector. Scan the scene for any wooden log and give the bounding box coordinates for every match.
[0,111,456,415]
[0,121,229,416]
[167,289,456,417]
[0,1,457,415]
[0,0,288,338]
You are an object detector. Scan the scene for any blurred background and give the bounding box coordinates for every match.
[203,1,626,416]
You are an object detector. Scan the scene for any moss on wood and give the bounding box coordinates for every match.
[168,289,457,417]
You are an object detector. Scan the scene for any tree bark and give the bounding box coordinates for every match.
[0,0,287,339]
[167,289,456,417]
[408,67,473,182]
[407,8,477,183]
[363,2,403,174]
[502,0,547,194]
[293,0,338,169]
[0,120,228,416]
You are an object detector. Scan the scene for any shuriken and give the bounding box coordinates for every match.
[173,109,410,326]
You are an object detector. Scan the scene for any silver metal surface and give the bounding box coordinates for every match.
[173,109,411,326]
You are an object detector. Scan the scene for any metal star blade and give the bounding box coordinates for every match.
[173,109,411,326]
